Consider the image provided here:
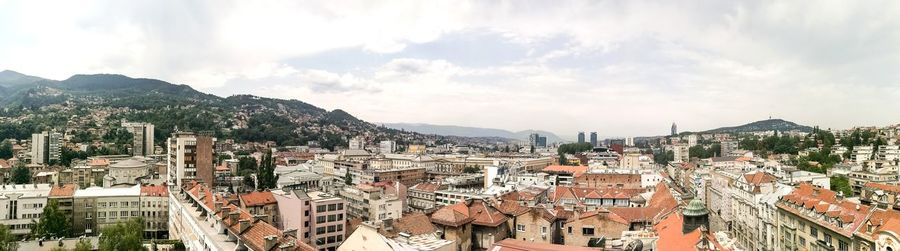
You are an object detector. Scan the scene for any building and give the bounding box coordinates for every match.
[48,184,76,230]
[338,220,453,251]
[577,132,585,144]
[122,122,155,156]
[851,145,874,164]
[30,131,62,165]
[671,123,677,136]
[408,182,445,213]
[307,191,346,251]
[239,191,279,225]
[672,144,689,163]
[589,132,598,147]
[105,157,151,187]
[379,140,397,154]
[877,144,900,162]
[776,183,871,251]
[687,134,699,147]
[860,182,900,210]
[167,132,215,189]
[72,185,144,236]
[512,207,565,244]
[348,136,364,150]
[0,184,52,236]
[430,198,510,251]
[720,141,738,157]
[489,239,597,251]
[338,183,403,222]
[140,184,169,239]
[625,137,634,147]
[573,173,642,190]
[528,133,547,148]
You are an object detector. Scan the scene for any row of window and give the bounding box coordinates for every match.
[315,224,344,235]
[315,214,344,224]
[315,234,344,245]
[98,201,140,208]
[316,203,344,213]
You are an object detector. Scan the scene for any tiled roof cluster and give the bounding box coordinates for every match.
[183,181,315,251]
[430,198,508,227]
[778,183,871,237]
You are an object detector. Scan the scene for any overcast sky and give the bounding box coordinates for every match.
[1,1,899,138]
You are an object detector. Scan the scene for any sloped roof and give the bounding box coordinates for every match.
[654,212,724,251]
[864,182,900,193]
[382,212,437,237]
[49,184,77,197]
[240,191,278,207]
[743,172,776,185]
[410,182,442,193]
[778,183,870,238]
[542,165,587,177]
[431,202,473,227]
[140,184,168,197]
[490,238,601,251]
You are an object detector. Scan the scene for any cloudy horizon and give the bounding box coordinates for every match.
[2,0,899,138]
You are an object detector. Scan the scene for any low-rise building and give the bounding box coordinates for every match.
[239,191,279,225]
[0,184,51,236]
[408,182,445,213]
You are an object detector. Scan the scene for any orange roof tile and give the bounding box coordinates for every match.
[382,212,437,237]
[240,191,277,207]
[431,202,473,227]
[542,165,588,177]
[490,239,601,251]
[141,184,168,197]
[49,184,77,197]
[743,172,776,185]
[654,212,724,251]
[864,182,900,193]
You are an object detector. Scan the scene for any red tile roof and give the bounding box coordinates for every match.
[654,212,724,251]
[778,183,871,238]
[49,184,77,197]
[541,165,588,177]
[743,172,776,185]
[410,182,442,192]
[431,202,473,227]
[141,184,168,197]
[864,182,900,193]
[489,239,601,251]
[382,212,437,237]
[430,199,508,227]
[240,191,278,207]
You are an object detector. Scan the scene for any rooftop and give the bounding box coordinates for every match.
[74,185,141,198]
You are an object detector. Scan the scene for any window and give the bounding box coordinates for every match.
[541,226,547,234]
[327,236,335,244]
[582,227,595,236]
[317,205,327,212]
[328,215,336,222]
[798,237,805,248]
[328,204,337,211]
[810,227,817,239]
[567,227,572,234]
[316,216,326,223]
[327,225,336,233]
[316,227,325,234]
[336,235,343,242]
[337,224,343,232]
[305,210,309,216]
[337,203,343,210]
[839,240,848,251]
[824,234,831,245]
[337,214,343,221]
[516,224,525,232]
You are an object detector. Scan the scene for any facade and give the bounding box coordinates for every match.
[30,131,62,165]
[239,191,279,225]
[0,184,52,236]
[338,183,402,222]
[122,122,155,156]
[72,185,143,236]
[379,140,397,154]
[140,184,169,239]
[562,209,629,247]
[851,145,874,164]
[408,182,445,213]
[577,132,585,144]
[673,144,689,163]
[105,157,150,186]
[589,132,597,147]
[430,199,510,251]
[167,132,215,189]
[776,183,871,251]
[573,173,642,189]
[308,191,346,251]
[513,207,563,244]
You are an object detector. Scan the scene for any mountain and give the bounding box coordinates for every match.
[382,123,564,143]
[699,119,813,134]
[0,70,470,150]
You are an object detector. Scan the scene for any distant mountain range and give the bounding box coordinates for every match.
[698,119,814,134]
[382,123,564,143]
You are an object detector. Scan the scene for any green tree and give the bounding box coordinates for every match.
[256,152,277,189]
[463,166,481,173]
[31,200,71,238]
[0,224,17,251]
[830,176,853,197]
[344,170,353,185]
[558,154,569,166]
[73,238,93,251]
[11,164,30,184]
[99,218,146,251]
[557,143,594,155]
[0,140,12,159]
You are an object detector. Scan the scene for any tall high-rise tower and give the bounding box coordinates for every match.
[671,123,678,136]
[577,132,586,143]
[122,122,155,156]
[589,132,598,147]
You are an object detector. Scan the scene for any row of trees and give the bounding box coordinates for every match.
[238,152,278,191]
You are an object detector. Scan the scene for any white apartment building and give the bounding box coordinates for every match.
[167,132,216,189]
[30,131,62,165]
[122,122,155,156]
[338,183,402,222]
[0,184,52,236]
[687,134,699,147]
[379,140,397,154]
[878,144,900,162]
[851,145,874,164]
[673,144,690,163]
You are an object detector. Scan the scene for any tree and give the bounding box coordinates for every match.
[344,170,353,185]
[830,176,853,197]
[557,143,594,155]
[11,164,30,184]
[73,238,94,251]
[256,152,277,189]
[0,224,17,251]
[463,166,481,173]
[558,154,569,166]
[31,200,71,238]
[0,140,12,159]
[99,218,146,251]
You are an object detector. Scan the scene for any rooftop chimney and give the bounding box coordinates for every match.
[229,211,239,224]
[239,219,251,233]
[264,235,278,251]
[214,201,223,212]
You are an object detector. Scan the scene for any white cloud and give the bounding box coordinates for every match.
[1,0,899,137]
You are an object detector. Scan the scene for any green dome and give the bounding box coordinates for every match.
[683,198,708,217]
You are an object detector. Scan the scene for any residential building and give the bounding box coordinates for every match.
[673,144,689,163]
[851,145,874,164]
[562,208,629,247]
[308,191,346,251]
[72,185,143,236]
[877,144,900,161]
[48,184,76,230]
[860,182,900,210]
[577,132,585,144]
[140,184,169,239]
[338,221,452,251]
[589,132,597,147]
[122,122,155,156]
[720,141,739,157]
[239,191,279,225]
[776,183,871,251]
[0,184,51,236]
[408,182,445,213]
[338,183,402,222]
[430,198,510,251]
[30,131,62,165]
[379,140,397,154]
[512,207,564,244]
[573,173,642,190]
[167,132,215,189]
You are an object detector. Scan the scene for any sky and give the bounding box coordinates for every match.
[1,0,899,138]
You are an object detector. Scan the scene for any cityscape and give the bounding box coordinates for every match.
[1,1,900,251]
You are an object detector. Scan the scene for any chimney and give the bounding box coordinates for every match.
[214,201,223,212]
[239,219,251,233]
[279,243,295,251]
[222,207,231,218]
[229,212,239,224]
[264,235,278,251]
[282,229,297,238]
[383,219,394,231]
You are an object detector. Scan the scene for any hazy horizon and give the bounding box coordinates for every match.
[2,1,899,137]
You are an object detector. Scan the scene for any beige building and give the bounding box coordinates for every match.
[0,184,52,236]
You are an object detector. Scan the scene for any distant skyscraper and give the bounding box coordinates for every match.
[671,123,678,136]
[589,132,598,146]
[529,133,540,146]
[625,137,634,146]
[122,122,155,156]
[577,132,585,143]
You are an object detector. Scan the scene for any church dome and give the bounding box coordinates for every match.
[683,198,708,217]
